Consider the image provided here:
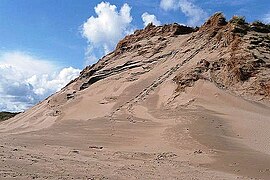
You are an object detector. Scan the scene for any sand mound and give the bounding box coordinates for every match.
[0,13,270,179]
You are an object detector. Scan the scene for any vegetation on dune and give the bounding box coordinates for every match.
[251,20,270,33]
[0,112,19,122]
[229,16,246,25]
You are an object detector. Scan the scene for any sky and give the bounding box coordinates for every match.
[0,0,269,112]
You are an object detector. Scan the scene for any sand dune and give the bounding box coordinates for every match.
[0,13,270,179]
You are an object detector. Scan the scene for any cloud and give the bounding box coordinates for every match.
[160,0,208,26]
[141,12,161,27]
[263,12,270,24]
[204,0,251,6]
[81,2,133,65]
[0,51,57,76]
[26,67,80,96]
[0,51,80,112]
[160,0,178,11]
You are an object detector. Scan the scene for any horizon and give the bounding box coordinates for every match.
[0,0,270,112]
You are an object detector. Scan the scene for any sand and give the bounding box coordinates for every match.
[0,78,269,179]
[0,17,270,179]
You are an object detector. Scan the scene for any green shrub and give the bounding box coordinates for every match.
[230,16,246,25]
[0,112,19,122]
[252,20,265,26]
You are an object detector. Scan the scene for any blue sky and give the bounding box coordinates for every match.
[0,0,269,111]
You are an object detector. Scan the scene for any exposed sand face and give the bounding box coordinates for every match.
[0,78,269,179]
[1,15,270,179]
[181,80,270,179]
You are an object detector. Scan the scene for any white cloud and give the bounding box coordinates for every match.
[0,51,57,76]
[141,12,161,27]
[203,0,248,6]
[84,54,98,67]
[26,67,80,96]
[81,2,133,65]
[263,12,270,24]
[160,0,208,26]
[179,0,208,26]
[160,0,178,11]
[0,51,80,112]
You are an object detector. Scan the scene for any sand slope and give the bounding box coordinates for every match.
[0,13,270,179]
